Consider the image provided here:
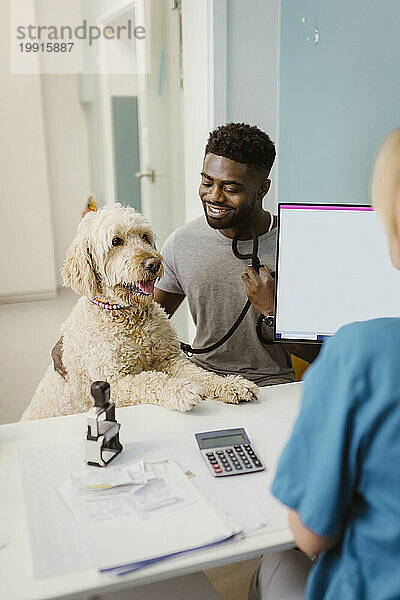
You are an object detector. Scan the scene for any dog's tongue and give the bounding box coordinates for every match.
[138,280,155,294]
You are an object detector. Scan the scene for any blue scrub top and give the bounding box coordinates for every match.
[271,318,400,600]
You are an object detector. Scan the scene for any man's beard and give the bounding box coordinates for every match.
[202,201,255,230]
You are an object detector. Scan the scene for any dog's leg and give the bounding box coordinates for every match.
[161,356,258,405]
[111,371,206,412]
[21,366,91,421]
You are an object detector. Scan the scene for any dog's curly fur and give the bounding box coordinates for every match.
[21,204,258,421]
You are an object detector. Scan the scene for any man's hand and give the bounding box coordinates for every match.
[241,265,275,316]
[51,336,67,379]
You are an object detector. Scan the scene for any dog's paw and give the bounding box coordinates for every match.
[174,380,207,411]
[213,375,258,404]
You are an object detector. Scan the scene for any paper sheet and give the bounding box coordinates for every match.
[57,466,189,524]
[70,460,240,572]
[18,442,146,578]
[19,444,240,579]
[19,444,91,579]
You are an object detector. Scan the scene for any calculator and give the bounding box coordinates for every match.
[195,427,265,477]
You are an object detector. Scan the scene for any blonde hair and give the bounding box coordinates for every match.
[371,128,400,239]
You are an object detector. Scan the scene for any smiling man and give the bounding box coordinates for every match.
[155,123,319,385]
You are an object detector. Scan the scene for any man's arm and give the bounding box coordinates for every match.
[242,266,320,364]
[154,287,185,317]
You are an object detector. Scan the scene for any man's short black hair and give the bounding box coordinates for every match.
[204,122,276,174]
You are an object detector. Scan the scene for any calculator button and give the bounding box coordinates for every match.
[216,451,224,455]
[206,452,214,457]
[244,445,251,450]
[235,464,243,470]
[225,466,232,472]
[214,467,222,473]
[253,460,262,467]
[244,464,252,469]
[209,458,218,464]
[234,445,242,451]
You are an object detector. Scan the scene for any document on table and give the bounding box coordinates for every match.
[19,444,240,579]
[57,459,240,574]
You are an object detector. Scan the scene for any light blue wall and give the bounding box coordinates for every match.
[216,0,280,210]
[226,0,279,133]
[279,0,400,205]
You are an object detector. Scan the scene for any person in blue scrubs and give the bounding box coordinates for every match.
[249,128,400,600]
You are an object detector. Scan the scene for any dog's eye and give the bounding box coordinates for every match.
[112,236,124,246]
[142,234,150,244]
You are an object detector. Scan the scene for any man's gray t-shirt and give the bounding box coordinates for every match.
[157,216,295,386]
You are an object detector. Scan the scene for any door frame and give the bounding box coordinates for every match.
[97,0,145,205]
[181,0,218,223]
[96,0,218,215]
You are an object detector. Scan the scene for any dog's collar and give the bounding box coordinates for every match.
[90,297,128,310]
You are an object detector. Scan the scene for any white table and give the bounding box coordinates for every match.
[0,382,303,600]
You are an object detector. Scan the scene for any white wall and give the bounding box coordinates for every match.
[0,0,56,303]
[41,75,91,283]
[0,1,92,421]
[0,288,77,424]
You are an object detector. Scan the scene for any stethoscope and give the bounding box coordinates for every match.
[180,215,275,356]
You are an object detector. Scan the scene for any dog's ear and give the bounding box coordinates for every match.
[62,239,100,297]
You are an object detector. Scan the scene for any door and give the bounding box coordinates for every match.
[112,96,142,212]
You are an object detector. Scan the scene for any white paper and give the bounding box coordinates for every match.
[70,460,240,571]
[18,442,146,578]
[57,465,188,523]
[19,445,92,579]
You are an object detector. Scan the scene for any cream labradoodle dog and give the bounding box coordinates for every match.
[22,204,258,420]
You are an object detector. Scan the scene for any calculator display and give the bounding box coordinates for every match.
[200,433,246,449]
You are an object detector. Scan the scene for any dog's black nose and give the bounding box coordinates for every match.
[142,257,161,274]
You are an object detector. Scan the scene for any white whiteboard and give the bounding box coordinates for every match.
[275,204,400,341]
